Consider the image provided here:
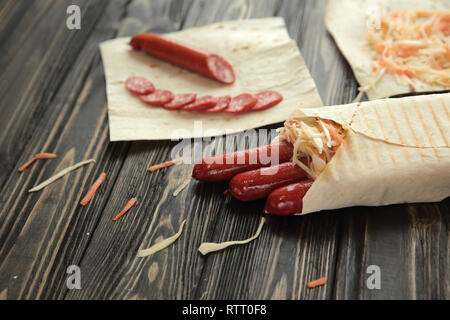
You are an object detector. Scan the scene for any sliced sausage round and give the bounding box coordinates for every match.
[163,93,197,110]
[183,96,218,111]
[225,93,258,114]
[140,89,174,106]
[201,96,231,113]
[207,54,235,84]
[125,77,155,95]
[252,90,283,111]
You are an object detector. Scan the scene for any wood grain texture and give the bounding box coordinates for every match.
[0,0,447,300]
[334,202,449,300]
[0,0,130,299]
[0,0,109,190]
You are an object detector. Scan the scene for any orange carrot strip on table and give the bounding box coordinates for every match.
[307,277,328,289]
[113,198,137,221]
[147,158,182,172]
[80,172,107,206]
[18,153,57,172]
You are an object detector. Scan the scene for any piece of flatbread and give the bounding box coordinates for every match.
[326,0,450,100]
[100,18,323,141]
[282,93,450,215]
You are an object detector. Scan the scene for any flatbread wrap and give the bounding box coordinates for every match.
[193,93,450,215]
[279,92,450,214]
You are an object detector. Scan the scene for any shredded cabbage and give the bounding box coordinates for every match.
[279,118,345,179]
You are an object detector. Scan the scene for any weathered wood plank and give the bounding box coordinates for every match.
[279,0,360,105]
[64,0,203,300]
[0,0,129,299]
[0,0,108,191]
[0,0,40,41]
[182,0,282,27]
[334,202,449,299]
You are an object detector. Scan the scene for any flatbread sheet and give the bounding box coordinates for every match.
[283,92,450,215]
[326,0,450,100]
[99,18,323,141]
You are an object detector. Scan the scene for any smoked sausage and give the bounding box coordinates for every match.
[130,33,235,84]
[192,142,293,182]
[228,162,308,201]
[263,180,314,216]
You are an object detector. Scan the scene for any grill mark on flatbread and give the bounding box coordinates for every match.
[361,111,382,167]
[387,102,410,164]
[373,104,397,166]
[400,102,426,164]
[427,100,449,147]
[412,100,440,163]
[442,98,450,121]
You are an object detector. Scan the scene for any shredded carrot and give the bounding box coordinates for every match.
[113,198,137,221]
[80,172,107,206]
[398,68,415,78]
[322,120,344,145]
[307,277,327,289]
[19,153,57,172]
[380,17,389,30]
[313,148,326,161]
[396,48,419,58]
[372,43,385,53]
[147,158,182,172]
[363,9,450,92]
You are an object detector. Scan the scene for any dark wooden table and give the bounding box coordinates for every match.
[0,0,448,300]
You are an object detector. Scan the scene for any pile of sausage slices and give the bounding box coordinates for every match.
[125,76,283,114]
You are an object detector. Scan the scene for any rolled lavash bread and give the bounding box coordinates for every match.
[277,92,450,215]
